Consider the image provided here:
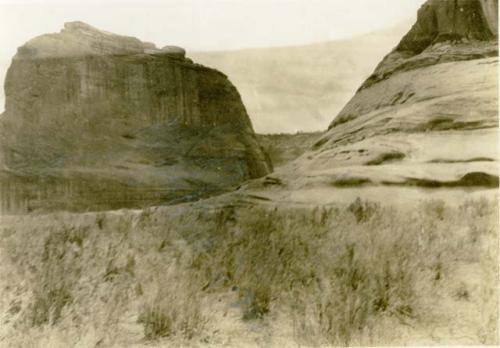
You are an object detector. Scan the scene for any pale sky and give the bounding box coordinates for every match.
[0,0,425,112]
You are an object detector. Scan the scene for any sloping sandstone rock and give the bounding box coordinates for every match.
[312,0,499,190]
[243,0,498,202]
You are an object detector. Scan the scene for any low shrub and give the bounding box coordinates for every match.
[138,264,206,341]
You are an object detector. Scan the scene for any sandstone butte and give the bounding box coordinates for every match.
[0,21,272,213]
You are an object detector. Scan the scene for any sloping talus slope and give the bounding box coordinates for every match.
[245,0,498,200]
[0,22,271,213]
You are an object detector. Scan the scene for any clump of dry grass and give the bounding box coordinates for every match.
[347,197,380,222]
[137,263,206,340]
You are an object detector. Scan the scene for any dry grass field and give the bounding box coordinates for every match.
[0,196,497,347]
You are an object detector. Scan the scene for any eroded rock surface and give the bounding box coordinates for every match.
[397,0,497,55]
[348,0,498,93]
[0,22,271,213]
[17,21,157,59]
[244,0,498,201]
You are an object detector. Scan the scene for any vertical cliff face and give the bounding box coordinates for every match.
[4,49,252,134]
[0,22,271,213]
[396,0,497,55]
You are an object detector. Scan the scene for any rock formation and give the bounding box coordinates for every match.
[245,0,498,199]
[348,0,498,93]
[0,22,271,213]
[397,0,497,55]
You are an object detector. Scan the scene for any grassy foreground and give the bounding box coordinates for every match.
[0,197,498,347]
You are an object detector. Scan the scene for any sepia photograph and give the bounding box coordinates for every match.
[0,0,498,346]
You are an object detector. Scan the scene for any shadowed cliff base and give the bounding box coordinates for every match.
[384,172,500,188]
[330,172,499,189]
